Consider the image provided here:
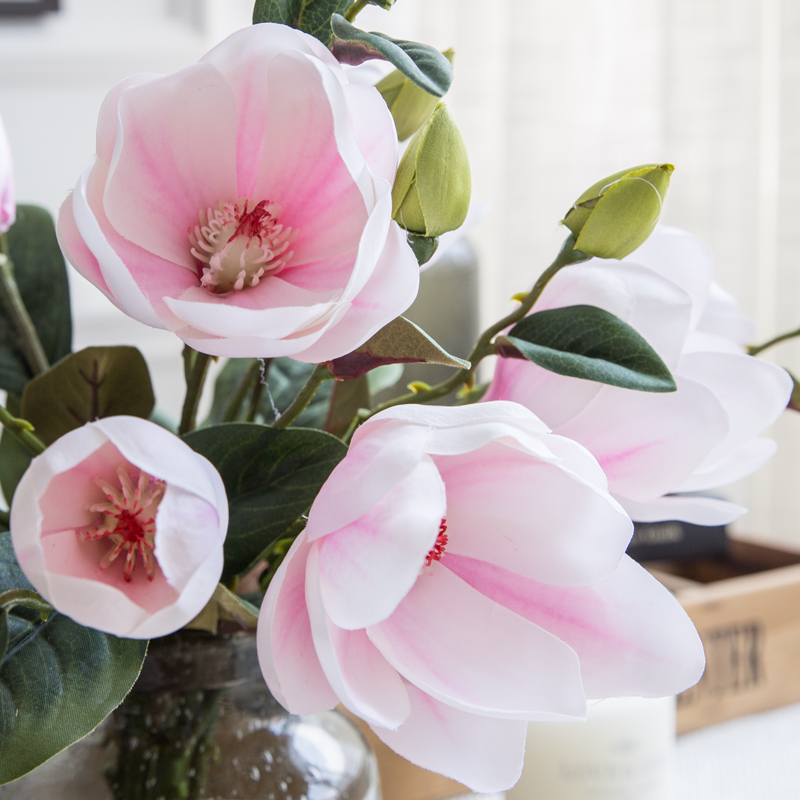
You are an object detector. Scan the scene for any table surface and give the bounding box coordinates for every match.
[676,702,800,799]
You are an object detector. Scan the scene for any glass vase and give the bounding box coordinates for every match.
[0,629,381,800]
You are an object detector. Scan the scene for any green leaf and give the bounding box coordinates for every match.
[20,346,155,445]
[183,424,347,580]
[330,15,453,96]
[253,0,351,45]
[206,357,333,429]
[0,206,72,396]
[0,532,147,784]
[0,394,32,503]
[324,375,370,437]
[496,305,677,393]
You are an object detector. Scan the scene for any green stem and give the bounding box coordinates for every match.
[0,234,49,376]
[222,360,260,423]
[0,404,46,454]
[179,348,212,436]
[0,588,53,615]
[748,326,800,356]
[271,364,332,430]
[358,235,589,425]
[244,359,270,423]
[344,0,369,22]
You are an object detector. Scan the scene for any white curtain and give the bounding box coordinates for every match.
[2,0,798,541]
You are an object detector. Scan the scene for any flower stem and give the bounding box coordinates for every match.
[0,404,46,455]
[0,234,49,377]
[244,359,269,423]
[271,364,332,430]
[344,0,369,22]
[179,348,212,436]
[358,235,589,426]
[748,326,800,356]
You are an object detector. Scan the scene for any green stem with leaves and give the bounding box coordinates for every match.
[748,326,800,357]
[0,234,49,377]
[358,235,589,424]
[0,404,46,455]
[179,348,212,436]
[271,364,332,430]
[344,0,369,22]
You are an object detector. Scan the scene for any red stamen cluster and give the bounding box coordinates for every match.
[425,519,449,567]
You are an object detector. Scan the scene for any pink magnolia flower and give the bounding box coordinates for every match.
[56,24,418,362]
[257,402,704,792]
[0,114,15,234]
[485,226,793,525]
[10,417,228,638]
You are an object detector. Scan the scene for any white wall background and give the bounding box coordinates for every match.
[2,0,799,542]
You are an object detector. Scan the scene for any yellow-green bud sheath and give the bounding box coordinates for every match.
[391,102,472,239]
[377,49,455,141]
[562,163,674,259]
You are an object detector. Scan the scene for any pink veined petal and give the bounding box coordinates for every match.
[368,562,587,721]
[306,420,431,540]
[253,50,370,267]
[371,680,529,794]
[342,82,397,186]
[305,545,411,729]
[677,351,792,473]
[676,437,778,494]
[257,532,338,714]
[433,438,632,587]
[56,191,113,302]
[317,456,446,630]
[620,225,715,331]
[95,72,160,165]
[200,24,342,198]
[556,377,729,503]
[445,553,706,699]
[617,494,747,525]
[104,61,239,271]
[291,221,420,364]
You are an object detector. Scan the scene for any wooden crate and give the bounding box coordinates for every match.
[646,535,800,734]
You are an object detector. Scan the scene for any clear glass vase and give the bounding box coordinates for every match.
[0,630,381,800]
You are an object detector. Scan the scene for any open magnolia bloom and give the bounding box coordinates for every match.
[56,24,418,361]
[257,402,705,792]
[10,417,228,638]
[485,226,793,525]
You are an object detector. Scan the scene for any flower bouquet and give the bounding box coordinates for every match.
[0,1,791,798]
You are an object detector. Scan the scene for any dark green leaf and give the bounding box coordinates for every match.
[0,206,71,396]
[253,0,351,45]
[21,346,155,445]
[205,357,333,429]
[0,394,32,503]
[0,533,147,784]
[331,15,453,96]
[325,375,370,437]
[497,304,677,393]
[184,424,347,580]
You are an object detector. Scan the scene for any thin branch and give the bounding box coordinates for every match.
[222,359,261,423]
[748,326,800,357]
[0,404,46,455]
[271,365,332,430]
[344,0,369,22]
[179,348,212,436]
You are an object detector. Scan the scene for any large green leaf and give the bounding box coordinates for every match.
[184,424,347,580]
[496,304,677,393]
[0,206,72,396]
[205,357,333,429]
[0,533,147,785]
[253,0,351,45]
[0,394,32,503]
[21,346,155,445]
[330,15,453,96]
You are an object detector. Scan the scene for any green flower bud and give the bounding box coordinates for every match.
[377,49,455,141]
[391,102,471,239]
[562,163,674,259]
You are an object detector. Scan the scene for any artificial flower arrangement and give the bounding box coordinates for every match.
[0,0,792,796]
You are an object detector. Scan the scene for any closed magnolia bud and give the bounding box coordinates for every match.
[0,114,15,235]
[391,102,471,239]
[377,49,455,141]
[562,163,674,259]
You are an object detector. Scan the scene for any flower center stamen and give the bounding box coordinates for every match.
[425,519,449,567]
[78,466,165,583]
[188,198,297,294]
